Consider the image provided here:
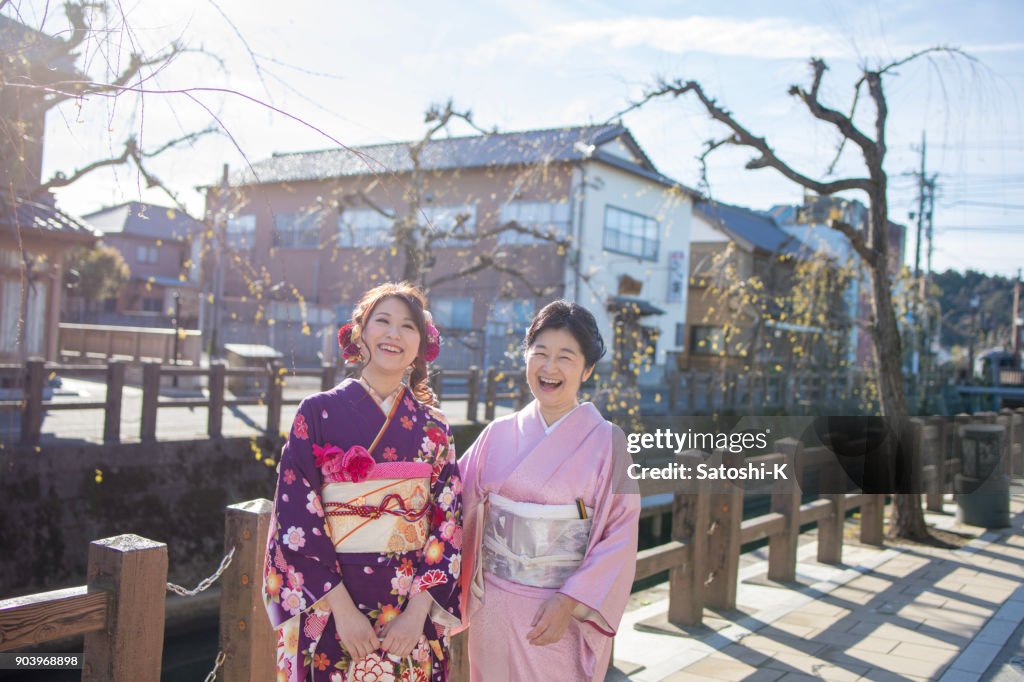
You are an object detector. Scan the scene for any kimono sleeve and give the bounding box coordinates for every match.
[411,411,464,631]
[263,398,343,629]
[558,425,640,637]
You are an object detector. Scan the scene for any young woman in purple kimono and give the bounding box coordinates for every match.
[459,301,640,682]
[264,282,463,682]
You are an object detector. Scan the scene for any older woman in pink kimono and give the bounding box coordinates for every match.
[459,300,640,681]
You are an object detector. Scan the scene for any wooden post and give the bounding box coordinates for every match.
[667,368,679,414]
[687,372,697,413]
[667,483,709,626]
[431,368,443,402]
[466,366,480,423]
[266,361,283,438]
[219,499,275,682]
[103,360,125,443]
[320,363,336,393]
[860,494,885,546]
[515,374,529,410]
[449,631,469,682]
[484,368,497,422]
[705,449,744,611]
[20,357,46,446]
[769,440,801,582]
[209,361,226,438]
[926,417,946,511]
[140,362,161,442]
[83,534,167,682]
[815,430,848,565]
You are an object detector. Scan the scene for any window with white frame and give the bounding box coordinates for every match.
[338,209,393,248]
[274,212,320,248]
[485,299,534,337]
[135,245,159,264]
[422,204,476,246]
[497,201,572,245]
[226,214,256,252]
[432,297,474,329]
[603,205,659,261]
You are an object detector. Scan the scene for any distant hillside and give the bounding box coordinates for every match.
[931,270,1017,353]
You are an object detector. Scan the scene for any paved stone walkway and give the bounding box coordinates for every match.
[610,495,1024,681]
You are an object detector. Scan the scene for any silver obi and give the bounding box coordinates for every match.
[482,492,593,589]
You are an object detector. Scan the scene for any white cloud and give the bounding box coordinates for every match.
[476,16,855,62]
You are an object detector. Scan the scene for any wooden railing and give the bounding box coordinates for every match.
[0,500,275,682]
[0,360,540,445]
[1,408,1020,680]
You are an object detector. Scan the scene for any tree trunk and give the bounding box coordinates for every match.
[867,197,930,540]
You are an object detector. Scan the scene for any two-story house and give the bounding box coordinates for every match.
[81,202,201,326]
[768,196,907,370]
[0,16,96,363]
[204,124,696,372]
[683,199,851,373]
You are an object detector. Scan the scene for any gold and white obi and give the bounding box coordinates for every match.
[322,477,430,554]
[482,492,593,589]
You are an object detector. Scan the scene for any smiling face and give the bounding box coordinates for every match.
[359,296,422,379]
[525,327,595,422]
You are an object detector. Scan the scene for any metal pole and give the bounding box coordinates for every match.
[171,292,181,388]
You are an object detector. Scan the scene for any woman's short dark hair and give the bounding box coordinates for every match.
[523,300,606,368]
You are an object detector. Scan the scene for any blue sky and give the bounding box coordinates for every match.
[13,0,1024,275]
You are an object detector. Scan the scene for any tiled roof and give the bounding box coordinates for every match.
[695,200,809,257]
[0,16,79,77]
[1,197,97,242]
[227,124,696,194]
[85,202,201,240]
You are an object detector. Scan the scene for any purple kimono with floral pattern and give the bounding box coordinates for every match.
[264,379,463,682]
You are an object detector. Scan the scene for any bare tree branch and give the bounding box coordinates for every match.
[787,59,877,161]
[633,78,873,195]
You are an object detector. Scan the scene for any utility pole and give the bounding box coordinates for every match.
[1013,269,1022,369]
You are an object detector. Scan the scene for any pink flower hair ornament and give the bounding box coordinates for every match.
[422,310,442,363]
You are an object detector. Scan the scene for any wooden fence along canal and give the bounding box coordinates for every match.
[2,358,926,446]
[1,409,1020,681]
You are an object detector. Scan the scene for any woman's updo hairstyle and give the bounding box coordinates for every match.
[349,281,437,406]
[523,300,606,369]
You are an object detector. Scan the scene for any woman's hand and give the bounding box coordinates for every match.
[326,586,379,660]
[526,593,576,646]
[380,591,432,657]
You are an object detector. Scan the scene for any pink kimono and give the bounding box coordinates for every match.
[459,401,640,682]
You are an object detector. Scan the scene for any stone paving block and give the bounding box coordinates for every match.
[714,644,773,667]
[794,601,851,618]
[762,651,868,681]
[805,628,896,654]
[948,641,1002,674]
[889,641,962,665]
[776,610,845,630]
[767,620,818,638]
[937,670,988,682]
[732,633,829,657]
[659,672,709,682]
[844,651,948,678]
[773,674,829,682]
[859,669,932,682]
[846,622,964,650]
[976,616,1019,644]
[680,655,764,681]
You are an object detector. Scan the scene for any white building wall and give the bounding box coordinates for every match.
[689,211,730,243]
[565,161,693,369]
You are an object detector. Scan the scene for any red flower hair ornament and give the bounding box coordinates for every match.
[337,323,363,364]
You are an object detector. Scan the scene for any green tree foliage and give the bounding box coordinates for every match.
[69,245,130,303]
